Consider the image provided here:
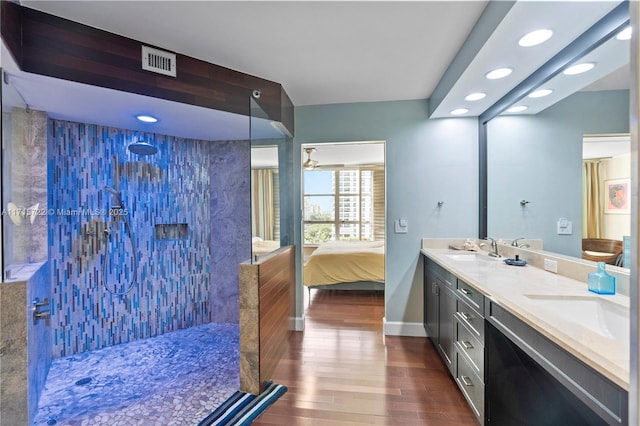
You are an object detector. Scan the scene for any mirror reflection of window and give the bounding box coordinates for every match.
[582,134,630,267]
[250,146,280,260]
[249,97,291,263]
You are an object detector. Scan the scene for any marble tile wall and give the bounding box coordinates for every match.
[0,262,50,425]
[0,280,28,425]
[239,262,259,394]
[3,108,48,268]
[210,140,251,323]
[48,120,249,357]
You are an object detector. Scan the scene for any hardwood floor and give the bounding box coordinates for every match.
[254,289,477,425]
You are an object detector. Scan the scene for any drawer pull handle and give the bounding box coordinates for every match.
[462,341,473,350]
[460,312,472,321]
[460,288,472,295]
[461,376,474,387]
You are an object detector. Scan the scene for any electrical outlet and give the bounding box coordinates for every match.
[544,258,558,273]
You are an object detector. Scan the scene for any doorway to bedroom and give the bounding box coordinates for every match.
[301,141,386,310]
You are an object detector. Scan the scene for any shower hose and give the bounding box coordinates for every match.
[102,212,138,295]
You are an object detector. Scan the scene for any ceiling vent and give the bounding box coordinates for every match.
[141,46,176,77]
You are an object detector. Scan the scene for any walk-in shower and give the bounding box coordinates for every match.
[12,113,250,424]
[3,29,252,421]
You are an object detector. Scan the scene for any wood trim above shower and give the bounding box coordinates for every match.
[0,1,294,136]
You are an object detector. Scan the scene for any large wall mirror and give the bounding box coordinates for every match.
[485,7,630,271]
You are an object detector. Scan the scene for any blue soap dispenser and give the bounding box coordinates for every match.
[588,262,616,295]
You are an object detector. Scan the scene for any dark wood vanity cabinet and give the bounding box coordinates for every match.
[422,255,628,426]
[454,280,486,423]
[424,257,457,374]
[424,257,486,424]
[485,300,628,426]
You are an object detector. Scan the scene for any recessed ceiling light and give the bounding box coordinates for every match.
[465,92,486,101]
[518,29,553,47]
[486,68,513,80]
[563,62,595,75]
[528,89,553,98]
[450,108,469,115]
[136,114,158,123]
[507,105,528,113]
[616,26,632,41]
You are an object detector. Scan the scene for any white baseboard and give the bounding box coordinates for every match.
[383,317,427,337]
[289,316,305,331]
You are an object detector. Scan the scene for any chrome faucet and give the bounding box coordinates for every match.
[511,238,530,248]
[483,237,500,257]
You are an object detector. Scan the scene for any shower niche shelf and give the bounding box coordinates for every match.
[155,223,188,240]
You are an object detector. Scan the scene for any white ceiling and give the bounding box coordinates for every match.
[1,1,630,141]
[430,1,625,117]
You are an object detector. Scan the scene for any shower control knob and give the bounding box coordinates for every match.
[103,229,111,236]
[32,297,51,325]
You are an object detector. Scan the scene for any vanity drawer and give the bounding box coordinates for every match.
[428,261,456,290]
[456,279,484,315]
[456,298,485,342]
[456,351,485,422]
[455,317,484,378]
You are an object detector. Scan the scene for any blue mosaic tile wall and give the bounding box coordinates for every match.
[26,261,52,423]
[48,120,250,357]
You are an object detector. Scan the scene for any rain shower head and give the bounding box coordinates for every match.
[128,141,158,156]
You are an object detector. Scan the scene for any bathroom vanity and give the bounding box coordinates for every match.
[421,240,629,425]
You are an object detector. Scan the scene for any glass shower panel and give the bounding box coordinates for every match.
[249,97,286,262]
[1,70,48,281]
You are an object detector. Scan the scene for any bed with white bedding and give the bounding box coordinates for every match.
[303,240,384,290]
[251,238,281,258]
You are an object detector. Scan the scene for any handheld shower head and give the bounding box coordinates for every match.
[104,187,121,203]
[104,186,119,196]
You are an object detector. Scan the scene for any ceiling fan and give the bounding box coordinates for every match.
[303,147,318,170]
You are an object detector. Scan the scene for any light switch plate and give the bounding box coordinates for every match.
[394,218,408,234]
[557,219,573,235]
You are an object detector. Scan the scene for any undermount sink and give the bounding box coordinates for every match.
[445,253,499,262]
[523,294,629,341]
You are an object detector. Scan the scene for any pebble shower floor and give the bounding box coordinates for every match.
[33,323,239,425]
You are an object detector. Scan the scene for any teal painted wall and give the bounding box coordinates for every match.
[294,99,479,326]
[487,90,629,257]
[293,90,629,330]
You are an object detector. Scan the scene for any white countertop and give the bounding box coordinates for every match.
[421,247,630,390]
